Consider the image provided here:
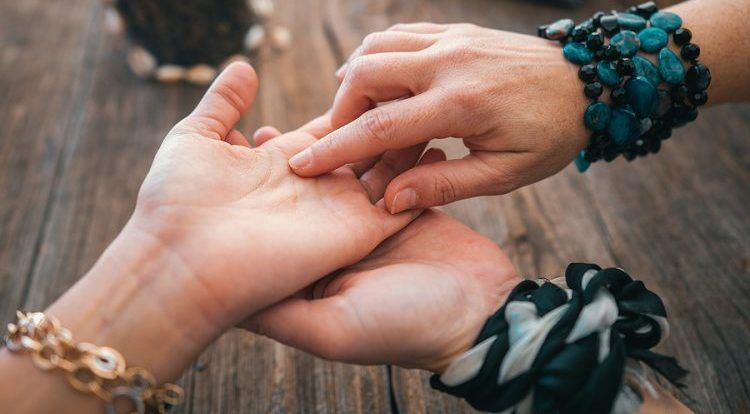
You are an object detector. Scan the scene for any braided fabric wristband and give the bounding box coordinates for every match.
[430,263,687,414]
[539,3,711,172]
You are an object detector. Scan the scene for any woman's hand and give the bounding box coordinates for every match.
[286,23,590,213]
[130,62,423,330]
[3,63,424,408]
[243,210,521,373]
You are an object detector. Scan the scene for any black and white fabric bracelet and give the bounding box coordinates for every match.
[430,263,687,414]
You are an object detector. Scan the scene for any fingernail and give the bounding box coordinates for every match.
[289,149,312,170]
[390,189,418,214]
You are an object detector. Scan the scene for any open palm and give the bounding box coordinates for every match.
[245,210,521,372]
[130,62,420,329]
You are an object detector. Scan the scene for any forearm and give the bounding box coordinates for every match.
[667,0,750,104]
[0,222,225,413]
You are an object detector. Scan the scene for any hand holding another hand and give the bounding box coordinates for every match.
[244,210,519,373]
[37,62,426,387]
[288,23,591,212]
[16,63,519,405]
[128,62,424,331]
[135,61,519,373]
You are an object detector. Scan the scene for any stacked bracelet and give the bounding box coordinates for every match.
[430,263,687,413]
[538,2,711,172]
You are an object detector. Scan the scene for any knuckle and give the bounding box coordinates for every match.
[361,32,385,53]
[359,110,395,145]
[432,173,459,204]
[443,44,473,61]
[456,22,478,31]
[346,57,370,83]
[448,87,479,115]
[446,23,478,35]
[388,23,407,32]
[210,81,246,115]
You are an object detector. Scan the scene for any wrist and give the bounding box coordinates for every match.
[559,56,594,153]
[423,276,520,375]
[0,220,223,412]
[665,0,750,105]
[46,219,226,382]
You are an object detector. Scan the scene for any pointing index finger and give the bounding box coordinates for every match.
[288,91,456,177]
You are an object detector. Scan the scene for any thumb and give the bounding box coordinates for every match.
[240,297,358,362]
[384,152,529,213]
[172,62,258,140]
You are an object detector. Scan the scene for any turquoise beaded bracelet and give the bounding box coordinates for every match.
[539,2,711,172]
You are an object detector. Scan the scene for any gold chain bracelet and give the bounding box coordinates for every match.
[4,311,184,414]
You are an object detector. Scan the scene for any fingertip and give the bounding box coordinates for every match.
[384,177,412,213]
[385,156,512,210]
[383,182,400,213]
[288,148,314,174]
[218,61,259,101]
[182,61,259,139]
[388,188,418,214]
[253,125,282,146]
[225,129,251,147]
[375,198,423,221]
[287,137,347,177]
[336,62,348,79]
[220,60,256,77]
[384,167,437,212]
[357,145,426,202]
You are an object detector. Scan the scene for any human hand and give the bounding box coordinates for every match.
[0,62,426,411]
[243,210,521,373]
[129,62,421,333]
[286,23,590,213]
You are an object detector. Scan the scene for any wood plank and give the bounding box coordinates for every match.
[0,0,747,412]
[0,0,106,331]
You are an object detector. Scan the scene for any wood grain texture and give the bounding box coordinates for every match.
[0,0,747,413]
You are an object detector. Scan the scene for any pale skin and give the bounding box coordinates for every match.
[285,0,750,214]
[0,62,520,412]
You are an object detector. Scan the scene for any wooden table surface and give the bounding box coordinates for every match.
[1,0,748,412]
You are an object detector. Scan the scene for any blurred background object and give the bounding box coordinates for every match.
[104,0,291,85]
[536,0,585,8]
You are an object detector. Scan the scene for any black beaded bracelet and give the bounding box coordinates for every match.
[538,2,711,171]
